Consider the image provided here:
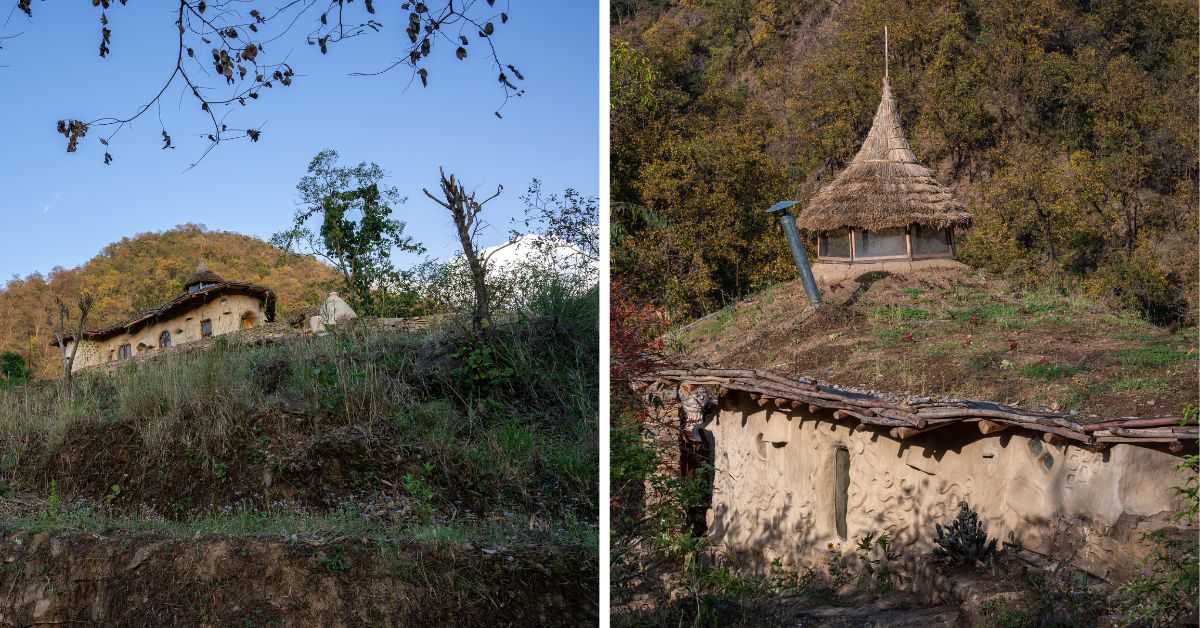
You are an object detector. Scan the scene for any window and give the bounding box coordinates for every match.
[853,228,907,258]
[200,319,213,338]
[834,447,850,540]
[819,229,851,258]
[240,311,256,330]
[911,224,952,256]
[159,330,171,349]
[117,344,132,360]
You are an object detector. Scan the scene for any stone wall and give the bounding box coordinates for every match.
[705,391,1188,584]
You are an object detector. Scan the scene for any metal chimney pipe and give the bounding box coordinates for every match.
[767,201,821,306]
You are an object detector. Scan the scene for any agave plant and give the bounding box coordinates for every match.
[932,501,998,565]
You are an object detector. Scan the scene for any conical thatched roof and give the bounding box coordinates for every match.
[796,78,970,232]
[183,263,224,290]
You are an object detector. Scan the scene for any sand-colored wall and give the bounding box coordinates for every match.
[705,392,1188,583]
[811,259,967,284]
[65,294,266,371]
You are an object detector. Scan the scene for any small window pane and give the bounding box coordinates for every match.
[853,228,907,258]
[201,319,213,338]
[159,331,172,348]
[819,229,850,258]
[912,224,952,255]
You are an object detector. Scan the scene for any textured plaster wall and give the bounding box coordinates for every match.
[705,392,1186,582]
[66,294,266,371]
[811,259,967,283]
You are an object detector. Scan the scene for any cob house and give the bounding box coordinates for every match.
[52,265,275,372]
[645,45,1197,594]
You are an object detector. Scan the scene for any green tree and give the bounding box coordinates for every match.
[0,352,28,387]
[273,150,425,317]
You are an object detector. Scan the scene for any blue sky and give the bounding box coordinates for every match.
[0,1,598,280]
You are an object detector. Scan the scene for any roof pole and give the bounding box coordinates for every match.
[884,25,888,81]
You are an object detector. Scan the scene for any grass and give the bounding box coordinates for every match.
[0,279,600,550]
[1115,344,1192,368]
[1019,362,1080,380]
[1109,377,1171,392]
[2,501,598,550]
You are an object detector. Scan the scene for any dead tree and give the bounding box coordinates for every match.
[49,293,94,397]
[423,168,508,336]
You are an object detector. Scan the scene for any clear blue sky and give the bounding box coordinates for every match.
[0,1,598,280]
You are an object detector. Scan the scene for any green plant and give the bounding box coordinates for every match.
[46,480,60,521]
[932,502,998,565]
[855,531,902,593]
[318,547,351,573]
[403,472,436,523]
[1019,362,1078,380]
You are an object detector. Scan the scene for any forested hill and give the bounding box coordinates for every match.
[611,0,1198,324]
[0,224,338,377]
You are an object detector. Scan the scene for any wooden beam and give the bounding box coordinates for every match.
[978,420,1010,435]
[1042,432,1066,446]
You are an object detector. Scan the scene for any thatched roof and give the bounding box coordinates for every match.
[796,78,970,232]
[183,264,224,289]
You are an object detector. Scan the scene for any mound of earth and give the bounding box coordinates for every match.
[0,527,596,627]
[674,267,1197,419]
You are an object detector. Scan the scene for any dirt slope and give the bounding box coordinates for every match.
[674,267,1198,419]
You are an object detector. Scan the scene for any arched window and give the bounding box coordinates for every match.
[240,311,257,330]
[159,330,172,348]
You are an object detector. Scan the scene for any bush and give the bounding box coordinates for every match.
[932,502,998,565]
[0,352,28,387]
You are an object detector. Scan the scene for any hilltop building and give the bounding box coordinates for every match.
[53,265,275,372]
[795,76,971,282]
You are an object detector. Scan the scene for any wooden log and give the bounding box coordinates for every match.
[1107,427,1198,439]
[1096,436,1186,444]
[978,420,1010,435]
[890,427,922,440]
[1081,416,1192,432]
[808,404,821,415]
[1042,432,1066,446]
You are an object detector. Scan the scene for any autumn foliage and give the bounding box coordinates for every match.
[0,224,339,378]
[612,0,1198,325]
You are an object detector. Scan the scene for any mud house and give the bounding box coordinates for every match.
[643,54,1197,591]
[649,370,1193,587]
[53,266,275,372]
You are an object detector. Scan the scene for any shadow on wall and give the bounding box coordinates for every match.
[698,392,1187,592]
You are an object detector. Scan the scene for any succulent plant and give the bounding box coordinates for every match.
[932,501,998,565]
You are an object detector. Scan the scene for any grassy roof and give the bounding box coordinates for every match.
[670,269,1197,421]
[795,79,971,232]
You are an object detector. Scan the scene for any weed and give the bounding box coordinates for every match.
[403,472,436,523]
[318,547,351,573]
[1019,362,1078,380]
[46,480,60,521]
[1115,344,1191,367]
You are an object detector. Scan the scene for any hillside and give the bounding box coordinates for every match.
[0,224,339,378]
[671,268,1197,419]
[612,0,1198,323]
[0,289,600,624]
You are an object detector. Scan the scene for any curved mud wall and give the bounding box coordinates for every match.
[705,392,1188,582]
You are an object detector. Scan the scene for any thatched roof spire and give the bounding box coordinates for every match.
[183,263,224,291]
[795,76,970,232]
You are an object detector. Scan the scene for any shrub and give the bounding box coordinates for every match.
[932,502,998,565]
